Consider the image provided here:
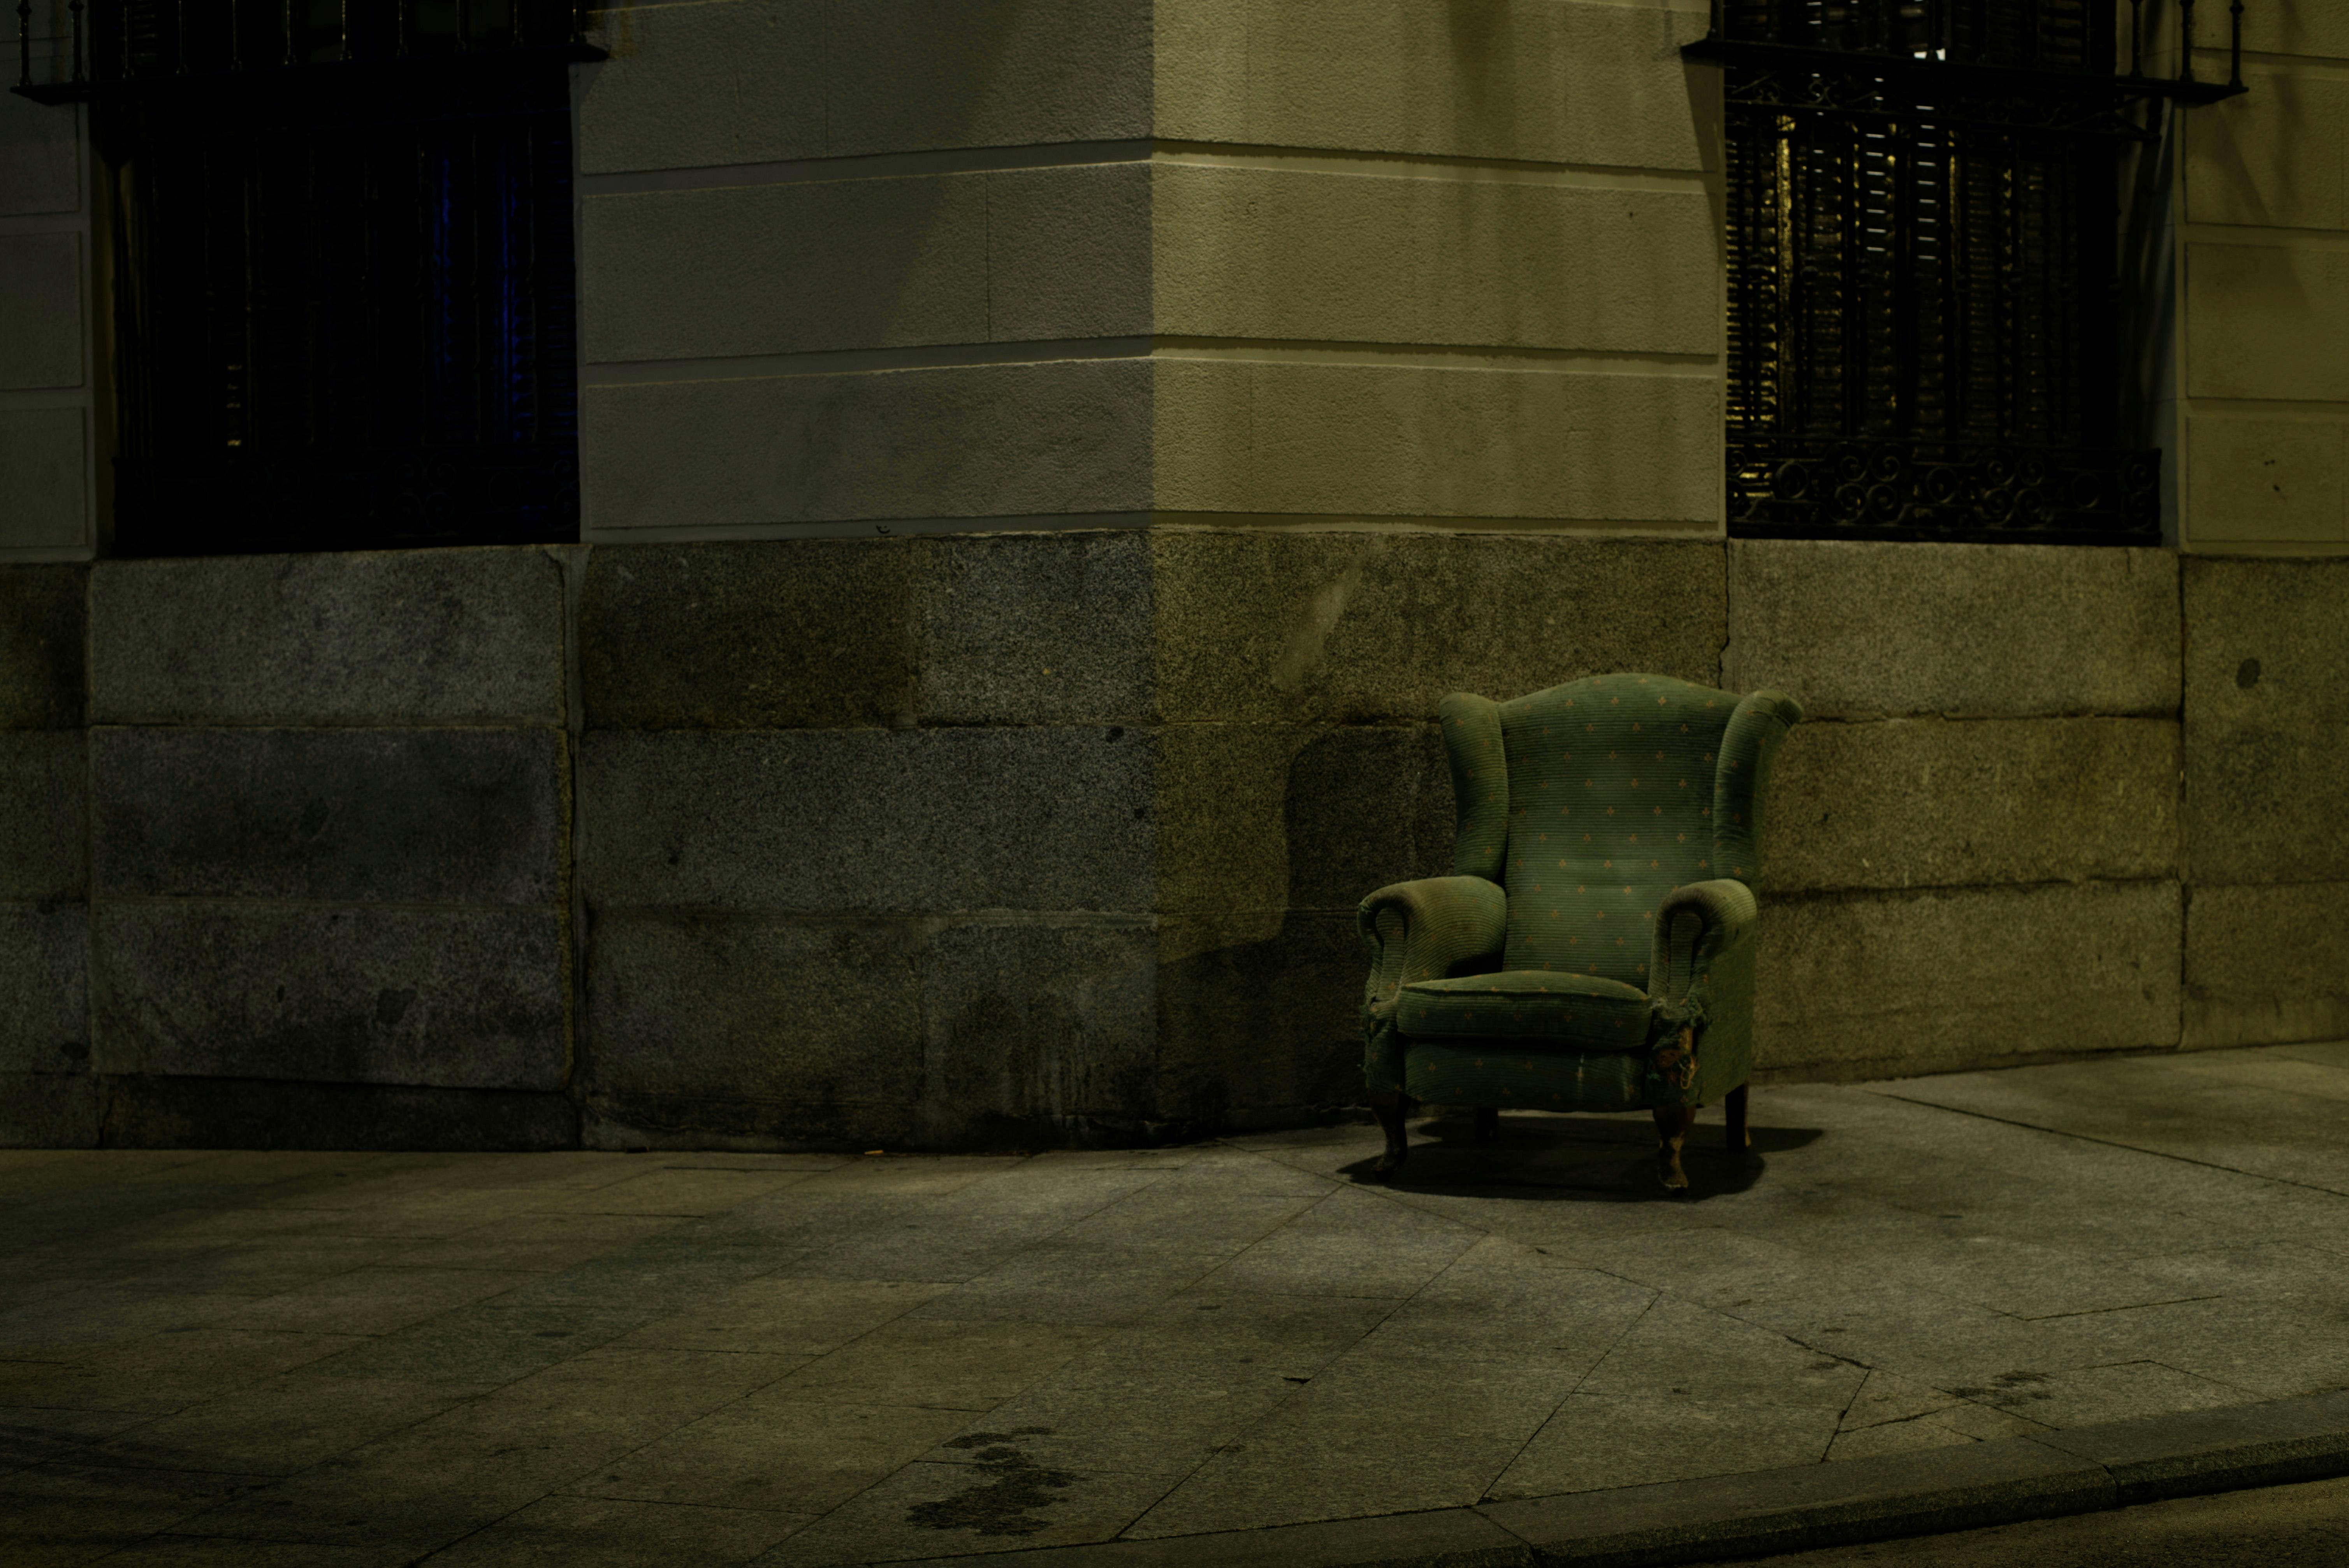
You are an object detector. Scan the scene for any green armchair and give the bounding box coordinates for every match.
[1359,673,1802,1188]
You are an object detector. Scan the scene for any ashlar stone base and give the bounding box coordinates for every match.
[0,535,2335,1149]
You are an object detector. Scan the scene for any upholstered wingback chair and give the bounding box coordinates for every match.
[1359,673,1802,1188]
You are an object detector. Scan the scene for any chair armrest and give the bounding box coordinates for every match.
[1358,876,1508,1026]
[1649,878,1759,1009]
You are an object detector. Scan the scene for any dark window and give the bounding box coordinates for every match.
[16,0,599,555]
[1688,0,2243,544]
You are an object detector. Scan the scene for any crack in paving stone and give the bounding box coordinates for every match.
[1843,1410,1941,1433]
[2014,1294,2228,1322]
[909,1429,1072,1538]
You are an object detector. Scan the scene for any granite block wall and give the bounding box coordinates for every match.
[2180,557,2349,1048]
[2,535,2344,1148]
[573,535,1158,1150]
[0,564,91,1143]
[1727,541,2186,1081]
[70,550,578,1148]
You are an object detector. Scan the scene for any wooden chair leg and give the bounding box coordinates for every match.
[1725,1083,1751,1152]
[1473,1106,1501,1144]
[1370,1092,1410,1179]
[1652,1104,1696,1192]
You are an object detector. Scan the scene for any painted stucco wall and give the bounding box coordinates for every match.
[1149,0,1721,531]
[2137,0,2349,1067]
[574,0,1153,539]
[2169,0,2349,551]
[569,0,1723,540]
[0,54,94,556]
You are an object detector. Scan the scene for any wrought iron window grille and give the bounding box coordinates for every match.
[1687,0,2246,545]
[1686,0,2248,123]
[14,0,604,557]
[16,0,602,99]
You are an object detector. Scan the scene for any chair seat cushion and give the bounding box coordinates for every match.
[1395,970,1651,1051]
[1403,1041,1649,1113]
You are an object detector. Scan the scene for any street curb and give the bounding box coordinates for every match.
[888,1389,2349,1568]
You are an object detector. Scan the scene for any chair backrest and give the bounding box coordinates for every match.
[1438,673,1800,987]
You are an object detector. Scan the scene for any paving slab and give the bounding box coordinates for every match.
[578,1396,974,1515]
[2028,1389,2349,1504]
[1872,1051,2349,1196]
[2,1048,2348,1565]
[1482,1435,2115,1561]
[1710,1473,2349,1567]
[425,1494,813,1568]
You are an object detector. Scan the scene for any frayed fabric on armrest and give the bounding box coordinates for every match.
[1645,878,1760,1106]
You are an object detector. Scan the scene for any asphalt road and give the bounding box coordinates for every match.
[1727,1478,2349,1566]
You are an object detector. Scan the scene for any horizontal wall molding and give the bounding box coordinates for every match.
[2178,223,2349,250]
[1146,513,1720,536]
[89,893,564,914]
[1154,141,1713,190]
[84,718,565,731]
[580,140,1153,196]
[582,512,1153,543]
[583,338,1152,385]
[1764,875,2184,905]
[2229,49,2349,76]
[580,905,1157,925]
[582,515,1721,543]
[577,138,1716,200]
[2177,540,2349,557]
[585,338,1723,384]
[1153,338,1721,374]
[2179,396,2349,415]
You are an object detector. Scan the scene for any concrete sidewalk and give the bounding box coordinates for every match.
[4,1042,2348,1566]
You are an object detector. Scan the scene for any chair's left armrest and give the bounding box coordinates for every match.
[1357,876,1508,1028]
[1649,878,1760,1009]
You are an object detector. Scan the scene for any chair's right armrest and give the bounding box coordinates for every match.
[1358,876,1508,1028]
[1650,877,1761,1006]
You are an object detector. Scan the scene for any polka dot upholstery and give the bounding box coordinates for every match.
[1394,970,1649,1050]
[1403,1041,1648,1113]
[1438,692,1510,883]
[1495,673,1751,985]
[1360,673,1802,1112]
